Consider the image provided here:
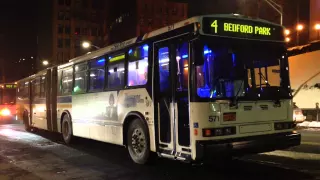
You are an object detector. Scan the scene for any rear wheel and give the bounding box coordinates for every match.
[62,114,73,144]
[127,119,150,164]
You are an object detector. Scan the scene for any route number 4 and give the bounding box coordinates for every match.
[211,20,218,34]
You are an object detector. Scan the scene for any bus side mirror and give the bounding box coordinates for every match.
[193,41,204,66]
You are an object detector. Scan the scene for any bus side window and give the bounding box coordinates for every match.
[24,82,29,99]
[62,67,73,95]
[107,54,125,89]
[127,44,149,87]
[32,78,40,98]
[74,63,88,93]
[89,57,105,91]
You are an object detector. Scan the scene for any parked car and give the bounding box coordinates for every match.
[293,108,306,123]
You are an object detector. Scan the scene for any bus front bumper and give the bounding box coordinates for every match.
[195,132,301,160]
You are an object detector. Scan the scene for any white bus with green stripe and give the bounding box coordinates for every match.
[17,14,300,164]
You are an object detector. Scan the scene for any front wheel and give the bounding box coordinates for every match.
[127,119,150,164]
[61,114,73,144]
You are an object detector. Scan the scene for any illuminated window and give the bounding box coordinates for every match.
[74,63,88,93]
[89,58,105,91]
[127,45,149,87]
[62,67,73,95]
[108,54,125,89]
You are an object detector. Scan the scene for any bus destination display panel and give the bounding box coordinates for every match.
[202,17,284,41]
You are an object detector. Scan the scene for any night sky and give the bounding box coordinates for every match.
[0,0,37,82]
[0,0,310,82]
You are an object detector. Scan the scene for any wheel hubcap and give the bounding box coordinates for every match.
[131,128,146,155]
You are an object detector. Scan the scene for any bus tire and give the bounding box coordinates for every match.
[23,112,31,132]
[127,118,150,164]
[61,114,73,144]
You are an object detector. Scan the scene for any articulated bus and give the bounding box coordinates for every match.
[17,14,301,164]
[0,83,17,121]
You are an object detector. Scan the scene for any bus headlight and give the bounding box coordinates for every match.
[0,108,11,116]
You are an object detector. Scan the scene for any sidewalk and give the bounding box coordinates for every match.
[297,121,320,128]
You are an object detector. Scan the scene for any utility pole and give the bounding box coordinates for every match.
[297,0,300,45]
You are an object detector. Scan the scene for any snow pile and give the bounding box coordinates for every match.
[297,121,320,128]
[308,121,320,128]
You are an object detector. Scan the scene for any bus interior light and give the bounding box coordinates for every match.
[182,54,188,59]
[143,45,149,51]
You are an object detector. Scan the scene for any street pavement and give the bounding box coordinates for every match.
[0,124,319,180]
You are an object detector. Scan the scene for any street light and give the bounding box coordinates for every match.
[296,24,304,31]
[263,0,283,25]
[42,60,49,66]
[82,41,100,49]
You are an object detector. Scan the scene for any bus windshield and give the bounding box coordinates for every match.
[195,39,290,101]
[1,88,16,105]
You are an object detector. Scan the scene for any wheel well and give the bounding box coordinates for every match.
[123,112,148,147]
[23,110,29,123]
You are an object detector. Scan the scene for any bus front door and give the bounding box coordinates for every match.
[154,40,190,159]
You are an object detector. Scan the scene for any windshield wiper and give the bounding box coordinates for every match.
[230,80,244,108]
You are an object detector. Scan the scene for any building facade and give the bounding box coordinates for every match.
[310,0,320,41]
[37,0,109,71]
[37,0,187,71]
[108,0,188,44]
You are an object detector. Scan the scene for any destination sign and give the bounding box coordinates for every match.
[4,84,17,89]
[202,17,284,41]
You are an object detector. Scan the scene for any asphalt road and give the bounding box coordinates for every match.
[0,124,319,180]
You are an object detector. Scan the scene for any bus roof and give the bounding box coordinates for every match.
[67,14,282,65]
